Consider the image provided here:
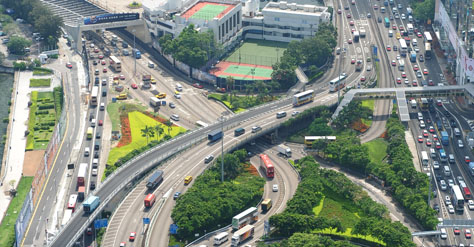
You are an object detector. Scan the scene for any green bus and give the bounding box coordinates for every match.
[384,17,390,28]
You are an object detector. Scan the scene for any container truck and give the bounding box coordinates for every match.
[78,186,85,200]
[146,170,164,190]
[83,196,100,213]
[441,131,449,146]
[77,163,88,187]
[231,225,254,246]
[276,144,292,158]
[208,130,223,142]
[150,97,161,107]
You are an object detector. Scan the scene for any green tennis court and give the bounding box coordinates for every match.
[191,4,228,20]
[224,39,288,67]
[224,64,273,78]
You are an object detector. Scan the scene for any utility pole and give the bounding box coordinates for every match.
[219,116,225,182]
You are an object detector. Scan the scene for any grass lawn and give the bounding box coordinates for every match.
[168,235,185,247]
[361,100,374,127]
[363,138,388,165]
[0,176,33,247]
[311,189,385,246]
[225,39,287,67]
[107,111,186,165]
[32,67,53,76]
[107,102,147,132]
[29,78,51,87]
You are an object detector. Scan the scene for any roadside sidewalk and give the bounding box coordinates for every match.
[0,71,32,223]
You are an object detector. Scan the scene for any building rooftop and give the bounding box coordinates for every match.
[263,1,329,16]
[181,1,235,21]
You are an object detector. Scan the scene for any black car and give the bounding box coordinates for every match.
[90,181,96,190]
[93,60,97,65]
[95,77,99,85]
[96,132,101,139]
[378,17,382,23]
[173,192,181,200]
[433,204,439,212]
[94,151,99,158]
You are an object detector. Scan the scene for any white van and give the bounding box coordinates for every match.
[448,154,455,164]
[276,112,287,118]
[443,165,451,176]
[408,15,413,22]
[381,7,386,13]
[213,232,229,245]
[92,158,99,168]
[388,30,393,37]
[91,119,96,127]
[171,114,180,121]
[454,128,461,137]
[84,147,90,157]
[148,61,155,68]
[430,148,436,158]
[412,39,418,46]
[176,83,183,92]
[440,228,447,239]
[417,112,423,121]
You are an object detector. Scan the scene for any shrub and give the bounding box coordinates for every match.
[29,78,51,87]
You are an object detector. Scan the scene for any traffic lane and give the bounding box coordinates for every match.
[443,103,472,131]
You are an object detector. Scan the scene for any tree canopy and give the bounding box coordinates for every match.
[7,36,31,55]
[412,0,435,22]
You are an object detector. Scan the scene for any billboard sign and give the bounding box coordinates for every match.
[84,13,139,25]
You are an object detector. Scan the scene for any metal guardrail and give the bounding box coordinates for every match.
[51,97,291,247]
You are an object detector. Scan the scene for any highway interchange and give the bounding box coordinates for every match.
[17,0,474,246]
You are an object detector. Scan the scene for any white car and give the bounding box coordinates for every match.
[174,94,181,99]
[448,179,454,188]
[272,184,278,192]
[448,204,454,214]
[440,180,447,191]
[401,13,406,19]
[469,200,474,210]
[92,168,97,176]
[459,140,464,148]
[445,195,451,205]
[291,111,300,116]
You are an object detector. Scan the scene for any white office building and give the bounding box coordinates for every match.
[142,0,330,45]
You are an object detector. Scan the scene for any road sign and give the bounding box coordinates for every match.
[170,224,178,234]
[94,219,108,229]
[373,46,377,56]
[143,217,150,224]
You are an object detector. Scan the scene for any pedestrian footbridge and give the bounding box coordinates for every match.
[332,84,474,122]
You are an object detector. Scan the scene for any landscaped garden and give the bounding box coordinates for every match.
[104,103,186,178]
[32,67,53,76]
[26,88,62,150]
[0,176,33,247]
[208,92,278,113]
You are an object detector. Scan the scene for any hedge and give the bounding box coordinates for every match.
[29,78,51,87]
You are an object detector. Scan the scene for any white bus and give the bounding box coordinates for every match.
[293,90,315,106]
[196,120,208,128]
[421,151,429,166]
[109,55,122,72]
[424,31,433,43]
[328,75,347,92]
[452,185,464,212]
[424,42,432,60]
[91,86,99,106]
[398,59,405,71]
[67,194,78,212]
[231,207,258,230]
[399,39,408,56]
[407,23,414,34]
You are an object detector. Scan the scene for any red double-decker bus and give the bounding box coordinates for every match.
[259,154,274,178]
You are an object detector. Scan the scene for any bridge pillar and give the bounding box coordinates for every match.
[64,24,83,54]
[125,22,152,44]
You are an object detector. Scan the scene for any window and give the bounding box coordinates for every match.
[302,20,307,24]
[233,14,236,27]
[274,17,280,21]
[237,12,240,24]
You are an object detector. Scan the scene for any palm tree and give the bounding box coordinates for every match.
[164,118,173,135]
[154,124,164,140]
[141,125,155,144]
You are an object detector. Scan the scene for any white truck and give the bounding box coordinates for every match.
[360,28,366,38]
[410,99,417,108]
[276,144,292,158]
[150,97,161,107]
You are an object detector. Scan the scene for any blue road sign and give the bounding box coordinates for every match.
[170,224,178,234]
[94,219,108,229]
[373,46,377,56]
[143,217,150,224]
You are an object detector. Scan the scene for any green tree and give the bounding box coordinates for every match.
[7,36,32,55]
[226,76,235,92]
[141,125,155,144]
[34,14,63,46]
[154,124,164,140]
[164,118,173,135]
[0,51,5,65]
[413,0,435,22]
[308,117,333,136]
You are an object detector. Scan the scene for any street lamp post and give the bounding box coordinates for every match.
[218,115,226,182]
[133,29,136,77]
[276,48,279,63]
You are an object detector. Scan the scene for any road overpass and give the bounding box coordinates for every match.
[332,84,474,122]
[39,0,150,52]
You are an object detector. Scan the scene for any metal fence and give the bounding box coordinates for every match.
[14,190,33,247]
